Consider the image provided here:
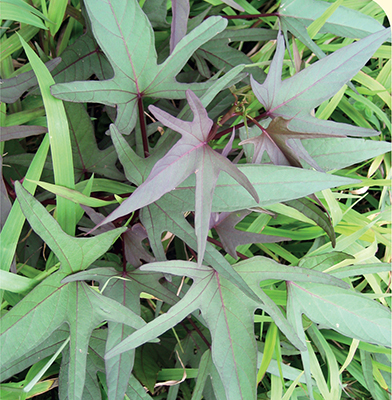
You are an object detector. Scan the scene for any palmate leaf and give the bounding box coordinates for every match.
[62,266,180,400]
[239,116,336,170]
[105,257,347,400]
[51,0,229,135]
[0,183,146,400]
[286,280,392,399]
[58,329,153,400]
[99,90,259,267]
[110,128,356,301]
[251,29,390,137]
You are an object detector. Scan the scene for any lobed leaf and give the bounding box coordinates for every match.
[251,29,390,136]
[51,0,229,134]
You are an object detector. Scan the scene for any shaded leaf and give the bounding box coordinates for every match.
[283,198,335,246]
[0,155,12,230]
[81,206,154,268]
[65,103,124,181]
[197,28,277,83]
[142,0,169,29]
[210,209,289,259]
[0,125,48,142]
[0,58,60,104]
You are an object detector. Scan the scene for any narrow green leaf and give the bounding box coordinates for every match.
[46,0,68,35]
[0,269,34,293]
[0,25,39,63]
[18,34,76,235]
[28,179,119,208]
[1,0,48,30]
[257,322,277,383]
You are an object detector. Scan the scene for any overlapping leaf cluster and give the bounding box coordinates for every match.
[0,0,391,399]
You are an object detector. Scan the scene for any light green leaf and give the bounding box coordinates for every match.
[18,33,76,235]
[14,181,125,274]
[51,0,229,134]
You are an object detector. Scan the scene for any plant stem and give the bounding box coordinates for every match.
[221,13,279,20]
[137,95,149,157]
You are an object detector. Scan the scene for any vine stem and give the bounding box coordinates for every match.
[137,94,149,157]
[213,111,269,141]
[221,12,279,20]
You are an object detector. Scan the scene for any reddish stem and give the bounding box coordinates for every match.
[220,13,279,20]
[206,236,248,260]
[186,316,211,348]
[213,111,269,141]
[137,95,149,158]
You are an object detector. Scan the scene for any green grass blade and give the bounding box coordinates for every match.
[0,25,39,63]
[47,0,69,36]
[257,322,278,383]
[307,0,345,39]
[18,34,76,235]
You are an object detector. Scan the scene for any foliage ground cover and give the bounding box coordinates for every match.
[0,0,391,399]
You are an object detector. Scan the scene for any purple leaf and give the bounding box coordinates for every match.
[170,0,190,53]
[210,210,289,259]
[0,58,61,103]
[98,90,258,266]
[251,29,390,137]
[81,206,154,267]
[0,125,48,142]
[240,116,335,169]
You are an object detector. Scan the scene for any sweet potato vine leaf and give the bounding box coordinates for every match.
[286,280,392,399]
[51,0,228,134]
[209,209,290,259]
[99,90,259,266]
[0,183,146,400]
[63,265,179,400]
[105,257,347,400]
[239,116,334,170]
[251,29,390,137]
